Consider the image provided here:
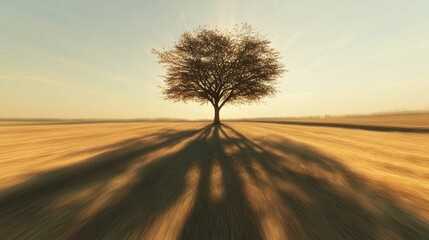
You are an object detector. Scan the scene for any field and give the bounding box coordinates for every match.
[284,113,429,128]
[248,112,429,132]
[0,119,428,239]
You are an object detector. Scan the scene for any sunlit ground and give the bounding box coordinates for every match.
[0,121,428,239]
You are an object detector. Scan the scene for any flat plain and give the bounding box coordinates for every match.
[259,113,429,128]
[0,118,428,239]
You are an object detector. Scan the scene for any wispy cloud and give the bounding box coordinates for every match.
[279,30,307,48]
[105,75,158,91]
[0,69,90,93]
[304,37,351,58]
[14,44,83,67]
[288,30,306,43]
[0,69,121,97]
[11,44,146,87]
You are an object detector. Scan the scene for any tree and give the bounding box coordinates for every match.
[153,24,285,124]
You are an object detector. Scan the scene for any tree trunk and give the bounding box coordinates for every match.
[213,106,221,125]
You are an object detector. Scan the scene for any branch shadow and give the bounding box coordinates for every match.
[220,124,429,239]
[0,124,427,239]
[0,126,208,239]
[69,124,264,239]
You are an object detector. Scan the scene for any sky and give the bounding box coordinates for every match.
[1,0,428,119]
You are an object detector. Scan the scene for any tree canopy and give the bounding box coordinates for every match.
[153,24,285,124]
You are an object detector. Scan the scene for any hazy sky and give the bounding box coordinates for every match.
[1,0,428,119]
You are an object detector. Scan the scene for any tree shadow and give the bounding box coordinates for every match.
[69,124,264,240]
[220,124,429,239]
[0,124,427,239]
[0,126,209,239]
[178,124,264,240]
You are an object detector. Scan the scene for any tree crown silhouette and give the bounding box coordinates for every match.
[153,24,285,124]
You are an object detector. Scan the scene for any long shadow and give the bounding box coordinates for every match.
[70,124,264,239]
[0,127,203,205]
[255,120,429,133]
[0,126,209,239]
[178,125,263,240]
[221,124,429,239]
[0,124,427,239]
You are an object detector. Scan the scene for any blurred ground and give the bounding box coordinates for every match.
[247,112,429,130]
[0,121,428,239]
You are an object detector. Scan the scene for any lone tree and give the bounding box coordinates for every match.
[153,24,285,124]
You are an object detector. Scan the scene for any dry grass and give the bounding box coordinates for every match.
[0,120,428,239]
[258,113,429,128]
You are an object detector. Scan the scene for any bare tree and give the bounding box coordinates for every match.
[153,24,285,124]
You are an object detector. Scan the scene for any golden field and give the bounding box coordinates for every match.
[249,113,429,133]
[0,120,428,239]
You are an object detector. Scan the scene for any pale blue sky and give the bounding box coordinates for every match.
[1,0,428,119]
